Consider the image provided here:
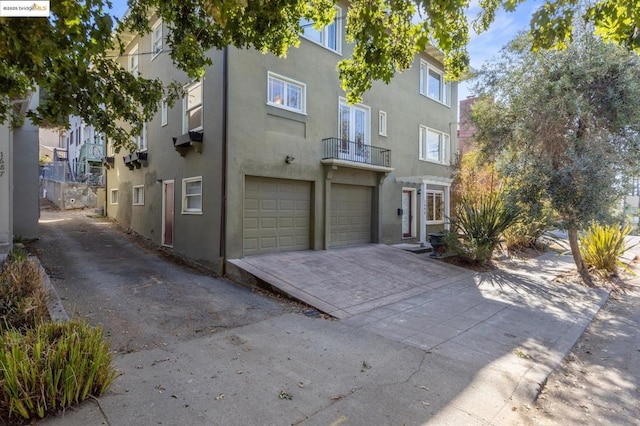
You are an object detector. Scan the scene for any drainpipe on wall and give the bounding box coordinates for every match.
[219,46,229,275]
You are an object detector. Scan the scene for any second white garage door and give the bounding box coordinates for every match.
[330,184,372,247]
[244,177,311,256]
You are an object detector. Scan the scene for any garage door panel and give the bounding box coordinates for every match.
[244,177,311,256]
[330,184,372,247]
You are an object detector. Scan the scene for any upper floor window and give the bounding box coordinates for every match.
[420,61,450,106]
[129,44,139,76]
[135,122,147,151]
[419,125,449,165]
[151,20,163,59]
[161,100,168,126]
[267,72,306,114]
[378,110,387,137]
[183,80,203,133]
[300,6,342,53]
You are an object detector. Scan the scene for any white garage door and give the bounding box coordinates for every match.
[330,184,372,247]
[244,177,311,256]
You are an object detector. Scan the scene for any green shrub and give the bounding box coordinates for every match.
[579,221,633,276]
[0,321,118,421]
[447,194,521,264]
[503,219,548,250]
[0,255,49,332]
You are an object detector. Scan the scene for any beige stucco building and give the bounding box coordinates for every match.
[106,3,458,273]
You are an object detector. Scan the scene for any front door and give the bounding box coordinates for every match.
[162,180,174,246]
[402,189,413,238]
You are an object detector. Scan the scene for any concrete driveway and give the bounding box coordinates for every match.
[35,210,609,425]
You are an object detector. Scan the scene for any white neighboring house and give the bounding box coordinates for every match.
[0,89,40,254]
[65,116,106,185]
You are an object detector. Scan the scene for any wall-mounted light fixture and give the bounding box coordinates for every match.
[285,155,295,164]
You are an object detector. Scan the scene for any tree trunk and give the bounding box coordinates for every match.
[567,227,594,287]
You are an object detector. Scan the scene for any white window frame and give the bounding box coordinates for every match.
[378,110,387,137]
[129,44,139,77]
[161,100,168,126]
[266,72,307,114]
[107,141,115,157]
[338,97,371,145]
[133,185,145,206]
[300,5,342,54]
[110,189,118,205]
[183,80,203,133]
[182,176,203,214]
[426,190,445,225]
[135,122,147,151]
[419,60,450,106]
[419,125,450,165]
[151,19,163,60]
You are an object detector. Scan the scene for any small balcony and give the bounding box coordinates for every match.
[322,138,392,170]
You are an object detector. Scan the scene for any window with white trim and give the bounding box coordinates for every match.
[133,185,145,205]
[182,177,202,214]
[426,191,444,224]
[183,81,203,133]
[151,20,163,59]
[110,189,118,205]
[378,110,387,137]
[161,100,168,126]
[300,6,342,53]
[107,141,115,156]
[267,72,306,114]
[419,61,450,106]
[129,44,139,76]
[135,122,147,151]
[419,125,449,164]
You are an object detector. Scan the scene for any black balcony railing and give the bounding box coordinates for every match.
[322,137,391,167]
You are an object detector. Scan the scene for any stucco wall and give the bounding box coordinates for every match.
[105,19,225,271]
[43,180,97,210]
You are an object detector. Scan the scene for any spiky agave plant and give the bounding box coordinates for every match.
[449,193,522,264]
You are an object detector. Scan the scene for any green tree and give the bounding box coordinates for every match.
[2,0,640,150]
[472,33,640,286]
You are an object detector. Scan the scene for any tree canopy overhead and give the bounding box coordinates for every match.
[1,0,639,150]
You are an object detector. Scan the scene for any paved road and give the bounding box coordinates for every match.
[30,209,299,354]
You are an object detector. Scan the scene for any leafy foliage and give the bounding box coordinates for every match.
[579,221,634,276]
[0,321,117,421]
[3,0,640,150]
[472,32,640,284]
[446,194,521,264]
[0,252,49,333]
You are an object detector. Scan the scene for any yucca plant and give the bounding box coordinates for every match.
[448,194,521,264]
[579,221,634,276]
[0,321,118,421]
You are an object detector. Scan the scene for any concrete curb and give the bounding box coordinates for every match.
[32,255,69,323]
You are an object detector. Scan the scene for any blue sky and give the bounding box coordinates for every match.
[107,0,539,99]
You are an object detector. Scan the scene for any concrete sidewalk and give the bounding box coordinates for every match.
[42,250,609,425]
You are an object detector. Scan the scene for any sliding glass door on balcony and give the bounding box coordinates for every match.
[339,101,370,163]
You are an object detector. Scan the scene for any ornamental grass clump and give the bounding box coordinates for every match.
[447,194,521,264]
[0,250,50,332]
[579,222,634,276]
[0,321,118,421]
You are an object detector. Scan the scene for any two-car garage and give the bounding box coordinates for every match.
[243,177,373,256]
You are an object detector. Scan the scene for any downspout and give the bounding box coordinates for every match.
[219,46,228,275]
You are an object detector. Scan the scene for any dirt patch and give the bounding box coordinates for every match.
[438,246,547,272]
